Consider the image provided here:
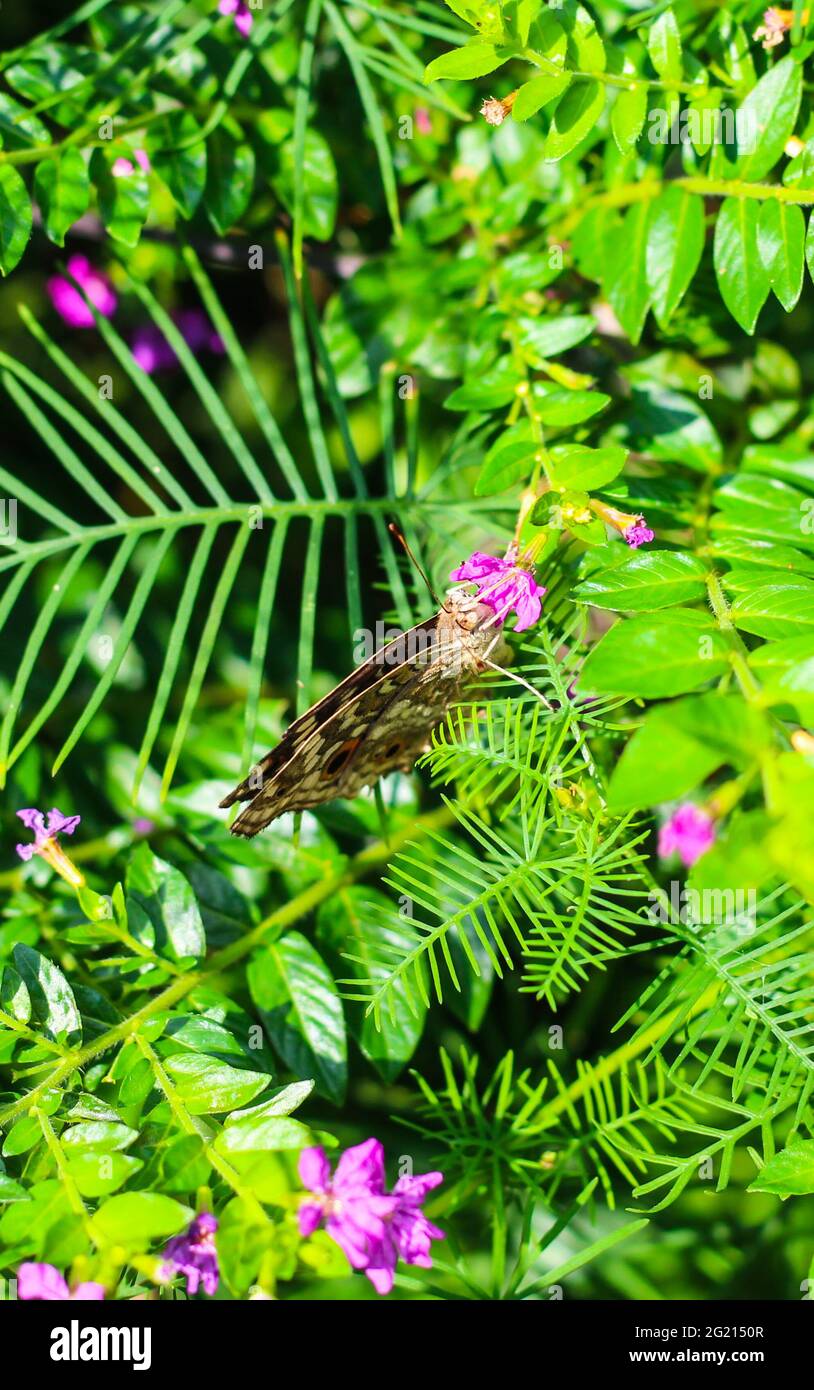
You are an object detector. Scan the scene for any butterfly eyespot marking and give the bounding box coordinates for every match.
[320,738,361,780]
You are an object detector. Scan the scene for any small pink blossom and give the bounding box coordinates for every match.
[298,1139,444,1295]
[450,548,545,633]
[46,255,117,328]
[658,803,716,867]
[18,1263,104,1301]
[415,107,432,135]
[112,149,151,177]
[219,0,253,37]
[623,516,655,549]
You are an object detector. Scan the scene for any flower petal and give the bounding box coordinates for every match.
[298,1145,331,1193]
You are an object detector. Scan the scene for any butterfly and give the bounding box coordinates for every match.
[219,588,511,838]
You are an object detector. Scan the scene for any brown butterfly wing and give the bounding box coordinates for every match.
[219,617,439,811]
[225,607,492,837]
[226,649,464,836]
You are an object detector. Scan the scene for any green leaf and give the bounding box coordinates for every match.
[217,1110,311,1154]
[512,71,572,120]
[12,944,81,1045]
[475,433,540,496]
[624,387,722,472]
[92,1193,192,1248]
[518,314,594,359]
[748,1140,814,1196]
[729,580,814,638]
[728,56,802,182]
[0,165,32,275]
[580,611,729,697]
[757,200,805,312]
[160,1135,212,1194]
[604,200,651,344]
[126,845,206,962]
[611,83,648,153]
[608,693,771,811]
[575,549,707,611]
[62,1122,138,1151]
[204,127,255,235]
[714,198,771,334]
[646,188,705,325]
[89,146,149,247]
[248,932,347,1103]
[424,43,511,82]
[548,443,627,491]
[33,150,90,247]
[647,9,682,80]
[66,1152,142,1198]
[533,386,610,426]
[2,1114,43,1159]
[544,79,604,161]
[146,111,207,219]
[445,360,520,411]
[163,1053,271,1114]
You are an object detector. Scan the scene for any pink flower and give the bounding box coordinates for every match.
[623,516,655,549]
[298,1140,444,1295]
[658,803,716,867]
[18,1263,104,1301]
[131,309,225,374]
[415,107,432,135]
[15,807,84,888]
[219,0,253,37]
[162,1213,219,1296]
[46,255,117,329]
[112,149,151,177]
[450,548,545,633]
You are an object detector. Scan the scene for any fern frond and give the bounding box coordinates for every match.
[344,802,653,1021]
[614,887,814,1108]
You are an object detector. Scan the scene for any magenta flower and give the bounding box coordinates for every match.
[298,1139,444,1295]
[658,803,716,867]
[623,516,655,549]
[18,1263,104,1301]
[131,309,225,374]
[112,148,151,177]
[15,807,84,888]
[47,255,117,329]
[450,549,545,633]
[219,0,253,37]
[162,1213,219,1296]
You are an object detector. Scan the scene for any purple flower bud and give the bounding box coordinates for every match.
[623,517,655,549]
[162,1213,219,1297]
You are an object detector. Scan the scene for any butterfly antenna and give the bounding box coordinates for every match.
[388,522,441,605]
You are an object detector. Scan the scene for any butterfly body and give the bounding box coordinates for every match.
[220,591,508,837]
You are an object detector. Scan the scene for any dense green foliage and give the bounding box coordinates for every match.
[0,0,813,1301]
